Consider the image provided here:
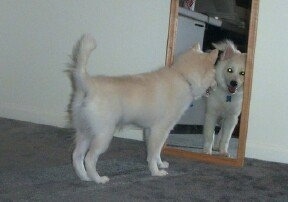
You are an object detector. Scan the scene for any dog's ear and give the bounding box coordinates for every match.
[208,49,219,64]
[192,43,201,51]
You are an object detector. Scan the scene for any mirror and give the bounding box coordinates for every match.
[163,0,259,166]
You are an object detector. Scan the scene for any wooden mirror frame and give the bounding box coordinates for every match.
[163,0,259,167]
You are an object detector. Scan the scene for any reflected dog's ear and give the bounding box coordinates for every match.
[221,45,235,60]
[212,40,240,61]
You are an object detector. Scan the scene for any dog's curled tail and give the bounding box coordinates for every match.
[68,34,97,92]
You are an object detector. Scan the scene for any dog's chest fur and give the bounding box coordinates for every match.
[206,87,243,118]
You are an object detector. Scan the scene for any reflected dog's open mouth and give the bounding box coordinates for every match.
[228,85,237,94]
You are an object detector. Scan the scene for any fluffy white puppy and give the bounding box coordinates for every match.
[203,40,246,156]
[68,34,218,183]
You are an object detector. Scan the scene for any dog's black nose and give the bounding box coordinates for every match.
[230,80,238,87]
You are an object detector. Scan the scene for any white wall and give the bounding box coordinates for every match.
[246,0,288,163]
[1,0,288,164]
[0,0,170,128]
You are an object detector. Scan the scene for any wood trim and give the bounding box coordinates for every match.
[165,0,179,66]
[236,0,259,164]
[163,0,260,167]
[163,147,242,167]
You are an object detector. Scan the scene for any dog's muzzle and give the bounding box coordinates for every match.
[228,80,238,94]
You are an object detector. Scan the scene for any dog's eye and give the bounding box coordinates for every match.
[227,68,233,73]
[240,71,245,76]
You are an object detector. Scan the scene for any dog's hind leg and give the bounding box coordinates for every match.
[146,126,170,176]
[73,132,91,181]
[84,130,114,184]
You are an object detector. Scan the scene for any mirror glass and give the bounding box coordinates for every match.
[165,0,256,161]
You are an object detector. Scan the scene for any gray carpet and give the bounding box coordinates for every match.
[1,118,288,201]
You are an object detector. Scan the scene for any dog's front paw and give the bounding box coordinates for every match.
[219,151,230,157]
[158,161,169,169]
[152,170,168,177]
[80,175,92,182]
[95,176,110,184]
[203,148,212,155]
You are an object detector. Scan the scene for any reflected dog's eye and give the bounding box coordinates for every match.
[227,68,233,73]
[240,71,245,76]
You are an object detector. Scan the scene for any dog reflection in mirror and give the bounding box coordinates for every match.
[203,40,246,157]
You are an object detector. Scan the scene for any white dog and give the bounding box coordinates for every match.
[203,40,246,156]
[68,34,218,183]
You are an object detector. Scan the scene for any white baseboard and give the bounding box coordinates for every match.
[0,102,68,128]
[114,127,144,141]
[246,142,288,164]
[0,102,144,141]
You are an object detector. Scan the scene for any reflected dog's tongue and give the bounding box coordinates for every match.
[228,86,236,94]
